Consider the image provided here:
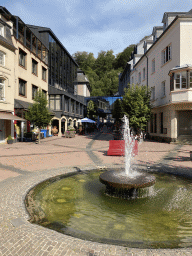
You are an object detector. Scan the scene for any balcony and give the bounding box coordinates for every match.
[171,89,192,103]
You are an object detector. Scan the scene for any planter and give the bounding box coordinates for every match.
[65,131,75,138]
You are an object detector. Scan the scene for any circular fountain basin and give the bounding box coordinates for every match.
[99,169,156,189]
[26,169,192,249]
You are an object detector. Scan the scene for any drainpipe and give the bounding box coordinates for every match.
[145,55,148,88]
[145,55,149,134]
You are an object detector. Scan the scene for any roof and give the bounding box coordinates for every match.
[75,73,89,83]
[168,64,192,75]
[133,13,192,70]
[26,24,78,67]
[162,12,187,23]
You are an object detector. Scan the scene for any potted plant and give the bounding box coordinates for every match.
[65,126,75,138]
[7,135,14,144]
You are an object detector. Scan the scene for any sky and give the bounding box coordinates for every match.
[1,0,192,58]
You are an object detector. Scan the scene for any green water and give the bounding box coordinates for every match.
[28,170,192,249]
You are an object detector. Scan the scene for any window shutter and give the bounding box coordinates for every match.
[170,74,174,91]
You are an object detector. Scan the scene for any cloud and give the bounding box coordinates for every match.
[60,20,158,57]
[2,0,192,59]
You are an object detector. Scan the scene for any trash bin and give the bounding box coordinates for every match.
[40,129,47,138]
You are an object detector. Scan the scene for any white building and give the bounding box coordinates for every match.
[120,10,192,142]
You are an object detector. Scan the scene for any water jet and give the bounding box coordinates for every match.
[100,115,156,198]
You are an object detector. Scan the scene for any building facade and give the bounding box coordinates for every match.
[0,7,26,143]
[0,6,87,142]
[119,10,192,142]
[27,25,86,136]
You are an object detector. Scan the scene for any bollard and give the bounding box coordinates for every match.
[190,151,192,161]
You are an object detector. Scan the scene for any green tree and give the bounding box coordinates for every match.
[101,69,119,96]
[122,85,151,131]
[87,100,97,119]
[112,99,124,121]
[113,45,135,71]
[25,90,52,144]
[72,51,95,71]
[94,50,115,77]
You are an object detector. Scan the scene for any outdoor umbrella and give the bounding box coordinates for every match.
[77,117,96,123]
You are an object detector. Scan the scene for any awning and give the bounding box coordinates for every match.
[14,99,33,109]
[0,112,25,121]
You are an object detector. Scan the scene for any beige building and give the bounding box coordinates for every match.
[12,18,49,140]
[128,10,192,142]
[0,10,25,143]
[0,7,49,142]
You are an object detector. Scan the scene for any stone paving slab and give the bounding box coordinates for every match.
[0,133,192,255]
[0,168,19,181]
[0,151,93,172]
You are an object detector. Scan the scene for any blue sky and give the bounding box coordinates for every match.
[1,0,191,58]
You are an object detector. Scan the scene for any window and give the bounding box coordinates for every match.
[71,101,75,113]
[32,85,38,99]
[49,95,54,110]
[152,59,155,73]
[162,45,171,65]
[0,78,5,101]
[0,51,5,66]
[0,24,4,37]
[189,71,192,88]
[162,81,166,96]
[160,112,163,134]
[55,95,61,110]
[74,85,77,95]
[19,49,26,68]
[174,72,187,90]
[32,59,38,76]
[49,95,61,110]
[151,87,155,101]
[42,67,47,81]
[143,68,145,80]
[19,79,26,96]
[150,118,153,133]
[154,114,157,133]
[64,97,69,112]
[138,72,141,83]
[42,89,47,98]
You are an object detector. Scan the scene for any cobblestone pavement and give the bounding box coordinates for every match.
[0,132,192,256]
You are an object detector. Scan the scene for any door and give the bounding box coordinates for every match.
[0,119,5,142]
[178,111,192,135]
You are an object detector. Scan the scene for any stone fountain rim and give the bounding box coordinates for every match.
[99,169,156,189]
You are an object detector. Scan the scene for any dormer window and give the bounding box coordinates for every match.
[0,24,4,37]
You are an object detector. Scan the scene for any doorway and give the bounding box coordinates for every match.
[178,111,192,135]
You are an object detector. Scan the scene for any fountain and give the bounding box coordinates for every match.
[25,115,192,248]
[99,115,156,198]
